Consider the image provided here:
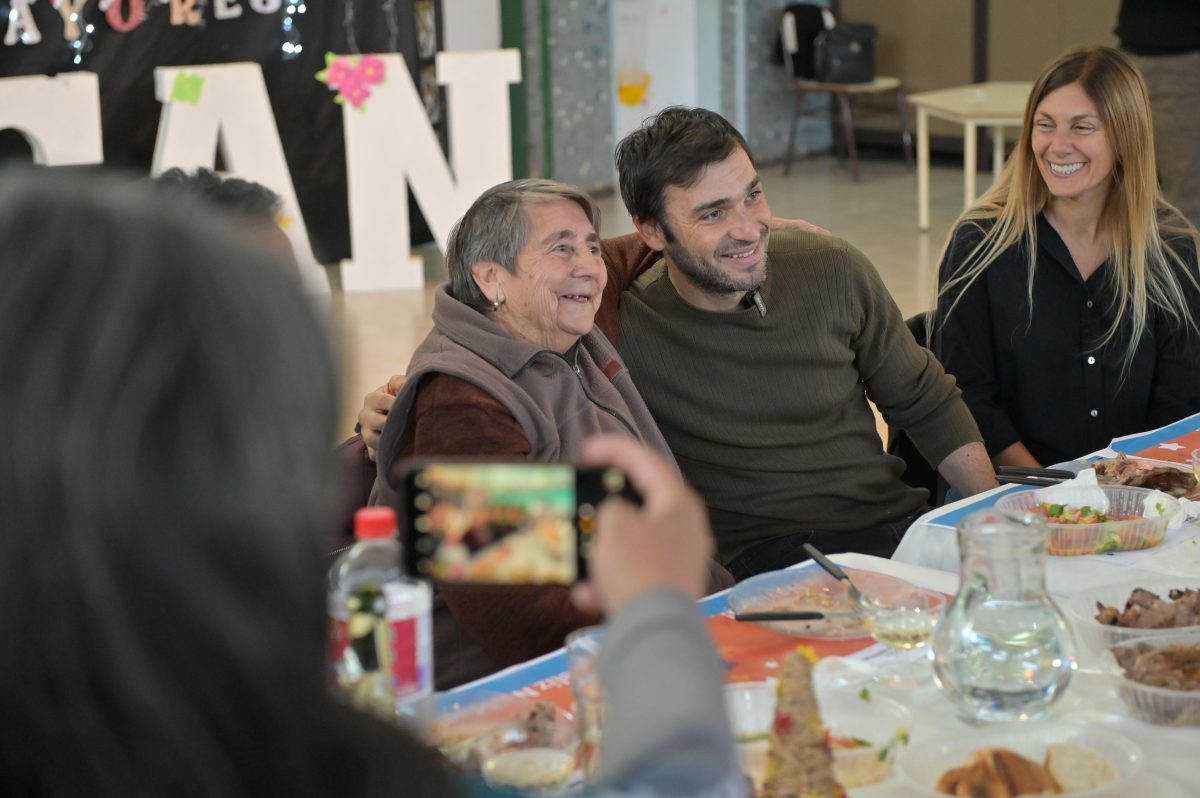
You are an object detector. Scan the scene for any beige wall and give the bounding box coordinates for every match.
[841,0,1121,142]
[988,0,1119,80]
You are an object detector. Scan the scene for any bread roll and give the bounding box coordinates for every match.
[935,747,1062,796]
[1044,743,1118,791]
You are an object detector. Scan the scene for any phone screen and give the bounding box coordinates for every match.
[402,462,635,584]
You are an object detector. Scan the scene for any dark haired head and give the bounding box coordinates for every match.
[615,106,754,228]
[153,166,284,227]
[0,168,457,797]
[152,167,298,273]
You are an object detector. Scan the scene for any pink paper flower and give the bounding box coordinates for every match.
[340,83,371,109]
[358,55,386,85]
[325,59,354,89]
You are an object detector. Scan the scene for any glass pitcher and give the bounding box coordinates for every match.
[931,509,1076,724]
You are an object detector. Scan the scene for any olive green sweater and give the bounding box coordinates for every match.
[618,230,981,564]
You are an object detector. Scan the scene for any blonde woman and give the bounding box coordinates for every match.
[934,46,1200,468]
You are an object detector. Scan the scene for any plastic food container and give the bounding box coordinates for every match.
[995,485,1179,556]
[1105,630,1200,726]
[817,690,912,789]
[728,565,912,639]
[724,681,776,793]
[1064,576,1200,653]
[896,722,1142,798]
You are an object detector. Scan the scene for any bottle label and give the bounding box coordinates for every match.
[327,590,350,684]
[384,583,432,700]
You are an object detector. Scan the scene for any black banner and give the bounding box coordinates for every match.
[0,0,445,262]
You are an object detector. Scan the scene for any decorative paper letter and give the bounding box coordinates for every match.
[104,0,146,33]
[55,0,89,40]
[248,0,281,12]
[0,72,103,164]
[152,62,329,294]
[4,0,42,46]
[339,50,522,291]
[213,0,242,20]
[169,0,202,27]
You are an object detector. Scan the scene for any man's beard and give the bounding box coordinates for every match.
[664,235,768,297]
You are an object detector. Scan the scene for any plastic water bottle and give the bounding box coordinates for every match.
[330,506,433,730]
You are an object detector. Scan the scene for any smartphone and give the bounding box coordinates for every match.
[401,462,640,585]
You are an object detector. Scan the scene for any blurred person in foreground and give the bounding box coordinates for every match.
[934,46,1200,469]
[368,178,733,687]
[0,169,741,798]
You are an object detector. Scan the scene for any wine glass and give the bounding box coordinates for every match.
[861,584,945,688]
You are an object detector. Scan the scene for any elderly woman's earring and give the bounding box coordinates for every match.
[491,288,505,311]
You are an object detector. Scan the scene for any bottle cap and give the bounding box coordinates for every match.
[354,506,397,540]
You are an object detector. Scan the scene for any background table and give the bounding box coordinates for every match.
[909,81,1031,230]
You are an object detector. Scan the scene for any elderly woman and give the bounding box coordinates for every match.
[371,178,702,686]
[935,46,1200,468]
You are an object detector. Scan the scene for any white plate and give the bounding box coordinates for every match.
[897,721,1142,797]
[729,565,912,639]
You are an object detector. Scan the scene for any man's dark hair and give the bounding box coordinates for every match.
[153,167,283,227]
[614,106,755,228]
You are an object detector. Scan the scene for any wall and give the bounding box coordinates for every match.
[541,1,615,192]
[537,0,832,191]
[988,0,1119,79]
[842,0,1121,146]
[738,0,834,163]
[442,0,502,51]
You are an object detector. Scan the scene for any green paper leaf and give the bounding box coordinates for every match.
[170,72,205,105]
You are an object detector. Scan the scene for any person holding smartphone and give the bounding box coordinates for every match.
[0,170,740,798]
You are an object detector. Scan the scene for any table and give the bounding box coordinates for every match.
[894,411,1200,593]
[909,81,1031,230]
[439,552,1199,796]
[437,415,1200,796]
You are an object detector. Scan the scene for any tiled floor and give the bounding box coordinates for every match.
[329,154,975,436]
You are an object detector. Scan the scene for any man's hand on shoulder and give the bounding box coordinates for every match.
[771,215,831,236]
[357,372,407,462]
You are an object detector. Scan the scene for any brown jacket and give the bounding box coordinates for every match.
[371,274,678,687]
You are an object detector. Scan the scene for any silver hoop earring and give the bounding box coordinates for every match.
[491,296,501,311]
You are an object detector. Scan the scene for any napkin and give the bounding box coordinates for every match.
[1033,470,1192,530]
[1032,469,1110,513]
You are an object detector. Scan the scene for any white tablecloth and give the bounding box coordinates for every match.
[832,553,1200,797]
[891,485,1200,596]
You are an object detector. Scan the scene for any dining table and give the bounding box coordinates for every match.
[436,412,1200,796]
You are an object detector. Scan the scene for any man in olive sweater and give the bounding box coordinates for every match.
[359,108,996,580]
[612,107,996,578]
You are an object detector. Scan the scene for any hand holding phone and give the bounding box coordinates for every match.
[572,436,715,616]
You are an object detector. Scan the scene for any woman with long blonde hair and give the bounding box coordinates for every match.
[934,46,1200,468]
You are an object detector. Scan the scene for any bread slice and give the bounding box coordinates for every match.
[982,748,1061,795]
[1044,743,1119,791]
